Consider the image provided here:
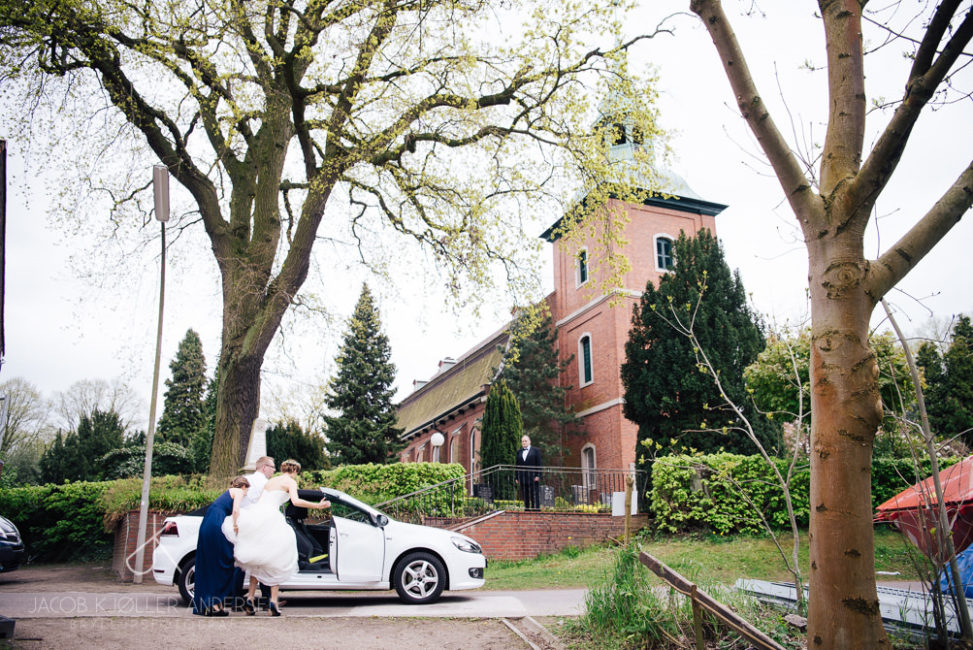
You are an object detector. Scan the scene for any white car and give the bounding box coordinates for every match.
[152,487,486,605]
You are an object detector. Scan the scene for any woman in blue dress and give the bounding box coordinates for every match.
[192,476,249,616]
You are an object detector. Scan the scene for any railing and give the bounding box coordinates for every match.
[376,464,647,525]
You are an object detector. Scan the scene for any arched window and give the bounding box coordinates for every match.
[431,443,440,463]
[582,444,596,489]
[612,122,627,145]
[655,235,674,271]
[448,431,458,464]
[577,248,589,286]
[579,334,593,386]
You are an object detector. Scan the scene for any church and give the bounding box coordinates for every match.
[395,124,726,477]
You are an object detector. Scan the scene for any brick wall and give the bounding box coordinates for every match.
[111,510,168,582]
[427,510,649,561]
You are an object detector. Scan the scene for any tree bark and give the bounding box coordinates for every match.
[806,235,887,647]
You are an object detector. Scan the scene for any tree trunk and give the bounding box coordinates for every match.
[208,349,263,478]
[806,235,888,648]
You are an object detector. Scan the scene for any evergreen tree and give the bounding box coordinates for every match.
[479,380,523,500]
[76,409,126,479]
[189,375,218,473]
[479,380,523,470]
[39,431,74,484]
[38,409,127,482]
[920,315,973,444]
[322,285,404,465]
[500,309,578,464]
[156,330,208,448]
[267,420,330,471]
[622,230,773,457]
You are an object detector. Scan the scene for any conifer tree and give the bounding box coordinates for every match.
[157,330,208,448]
[500,309,577,464]
[322,285,403,465]
[919,315,973,445]
[479,380,523,472]
[267,420,329,471]
[39,409,127,482]
[622,230,772,456]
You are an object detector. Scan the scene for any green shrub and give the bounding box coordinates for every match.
[303,462,465,505]
[649,453,961,535]
[0,482,114,562]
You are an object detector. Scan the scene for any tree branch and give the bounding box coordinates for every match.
[689,0,822,234]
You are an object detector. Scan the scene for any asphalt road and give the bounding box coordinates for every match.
[1,588,588,620]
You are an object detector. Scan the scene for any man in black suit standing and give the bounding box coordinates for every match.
[515,435,542,510]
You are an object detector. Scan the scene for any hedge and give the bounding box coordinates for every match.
[649,453,962,535]
[0,463,465,563]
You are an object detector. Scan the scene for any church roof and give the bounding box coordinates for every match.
[540,190,728,242]
[396,326,509,439]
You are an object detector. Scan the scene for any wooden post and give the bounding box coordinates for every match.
[691,585,705,650]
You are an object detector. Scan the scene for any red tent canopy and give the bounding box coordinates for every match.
[875,456,973,560]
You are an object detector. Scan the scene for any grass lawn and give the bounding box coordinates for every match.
[485,525,922,591]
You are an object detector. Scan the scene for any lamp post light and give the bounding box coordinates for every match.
[132,165,169,583]
[430,431,445,463]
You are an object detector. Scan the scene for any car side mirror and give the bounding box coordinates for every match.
[376,514,389,528]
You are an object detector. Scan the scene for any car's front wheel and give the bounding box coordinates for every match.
[394,552,446,604]
[176,556,195,606]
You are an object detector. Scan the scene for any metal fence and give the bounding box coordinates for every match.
[376,465,647,525]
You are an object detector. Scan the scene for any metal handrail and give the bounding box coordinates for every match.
[377,464,647,524]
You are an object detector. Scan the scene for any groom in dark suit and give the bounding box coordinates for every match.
[515,435,542,510]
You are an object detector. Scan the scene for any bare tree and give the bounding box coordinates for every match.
[689,1,973,645]
[0,377,49,455]
[53,378,141,431]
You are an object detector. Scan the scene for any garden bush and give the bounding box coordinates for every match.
[0,463,462,563]
[650,453,961,535]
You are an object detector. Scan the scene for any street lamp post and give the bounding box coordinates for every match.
[132,165,170,583]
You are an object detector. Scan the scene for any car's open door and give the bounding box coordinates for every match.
[331,516,385,582]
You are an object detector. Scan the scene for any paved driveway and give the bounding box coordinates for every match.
[1,588,587,619]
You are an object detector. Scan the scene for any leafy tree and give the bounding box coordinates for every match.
[0,0,666,477]
[919,315,973,445]
[689,2,973,643]
[745,330,915,442]
[323,285,403,465]
[622,230,770,456]
[156,329,208,448]
[266,420,329,472]
[499,308,578,464]
[479,380,523,471]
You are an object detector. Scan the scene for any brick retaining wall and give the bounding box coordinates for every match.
[111,510,168,582]
[426,511,649,561]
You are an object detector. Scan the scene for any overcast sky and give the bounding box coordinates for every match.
[2,3,971,432]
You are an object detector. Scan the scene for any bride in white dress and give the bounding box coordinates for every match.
[222,458,329,615]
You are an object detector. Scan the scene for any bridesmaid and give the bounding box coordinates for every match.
[192,475,249,616]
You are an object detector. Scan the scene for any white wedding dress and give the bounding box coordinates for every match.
[222,489,298,586]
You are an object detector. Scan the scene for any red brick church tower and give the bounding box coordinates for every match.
[396,124,726,476]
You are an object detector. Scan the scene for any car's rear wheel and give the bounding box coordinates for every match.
[177,556,195,606]
[394,552,446,604]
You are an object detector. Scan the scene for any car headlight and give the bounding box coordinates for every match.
[451,536,482,554]
[0,519,19,541]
